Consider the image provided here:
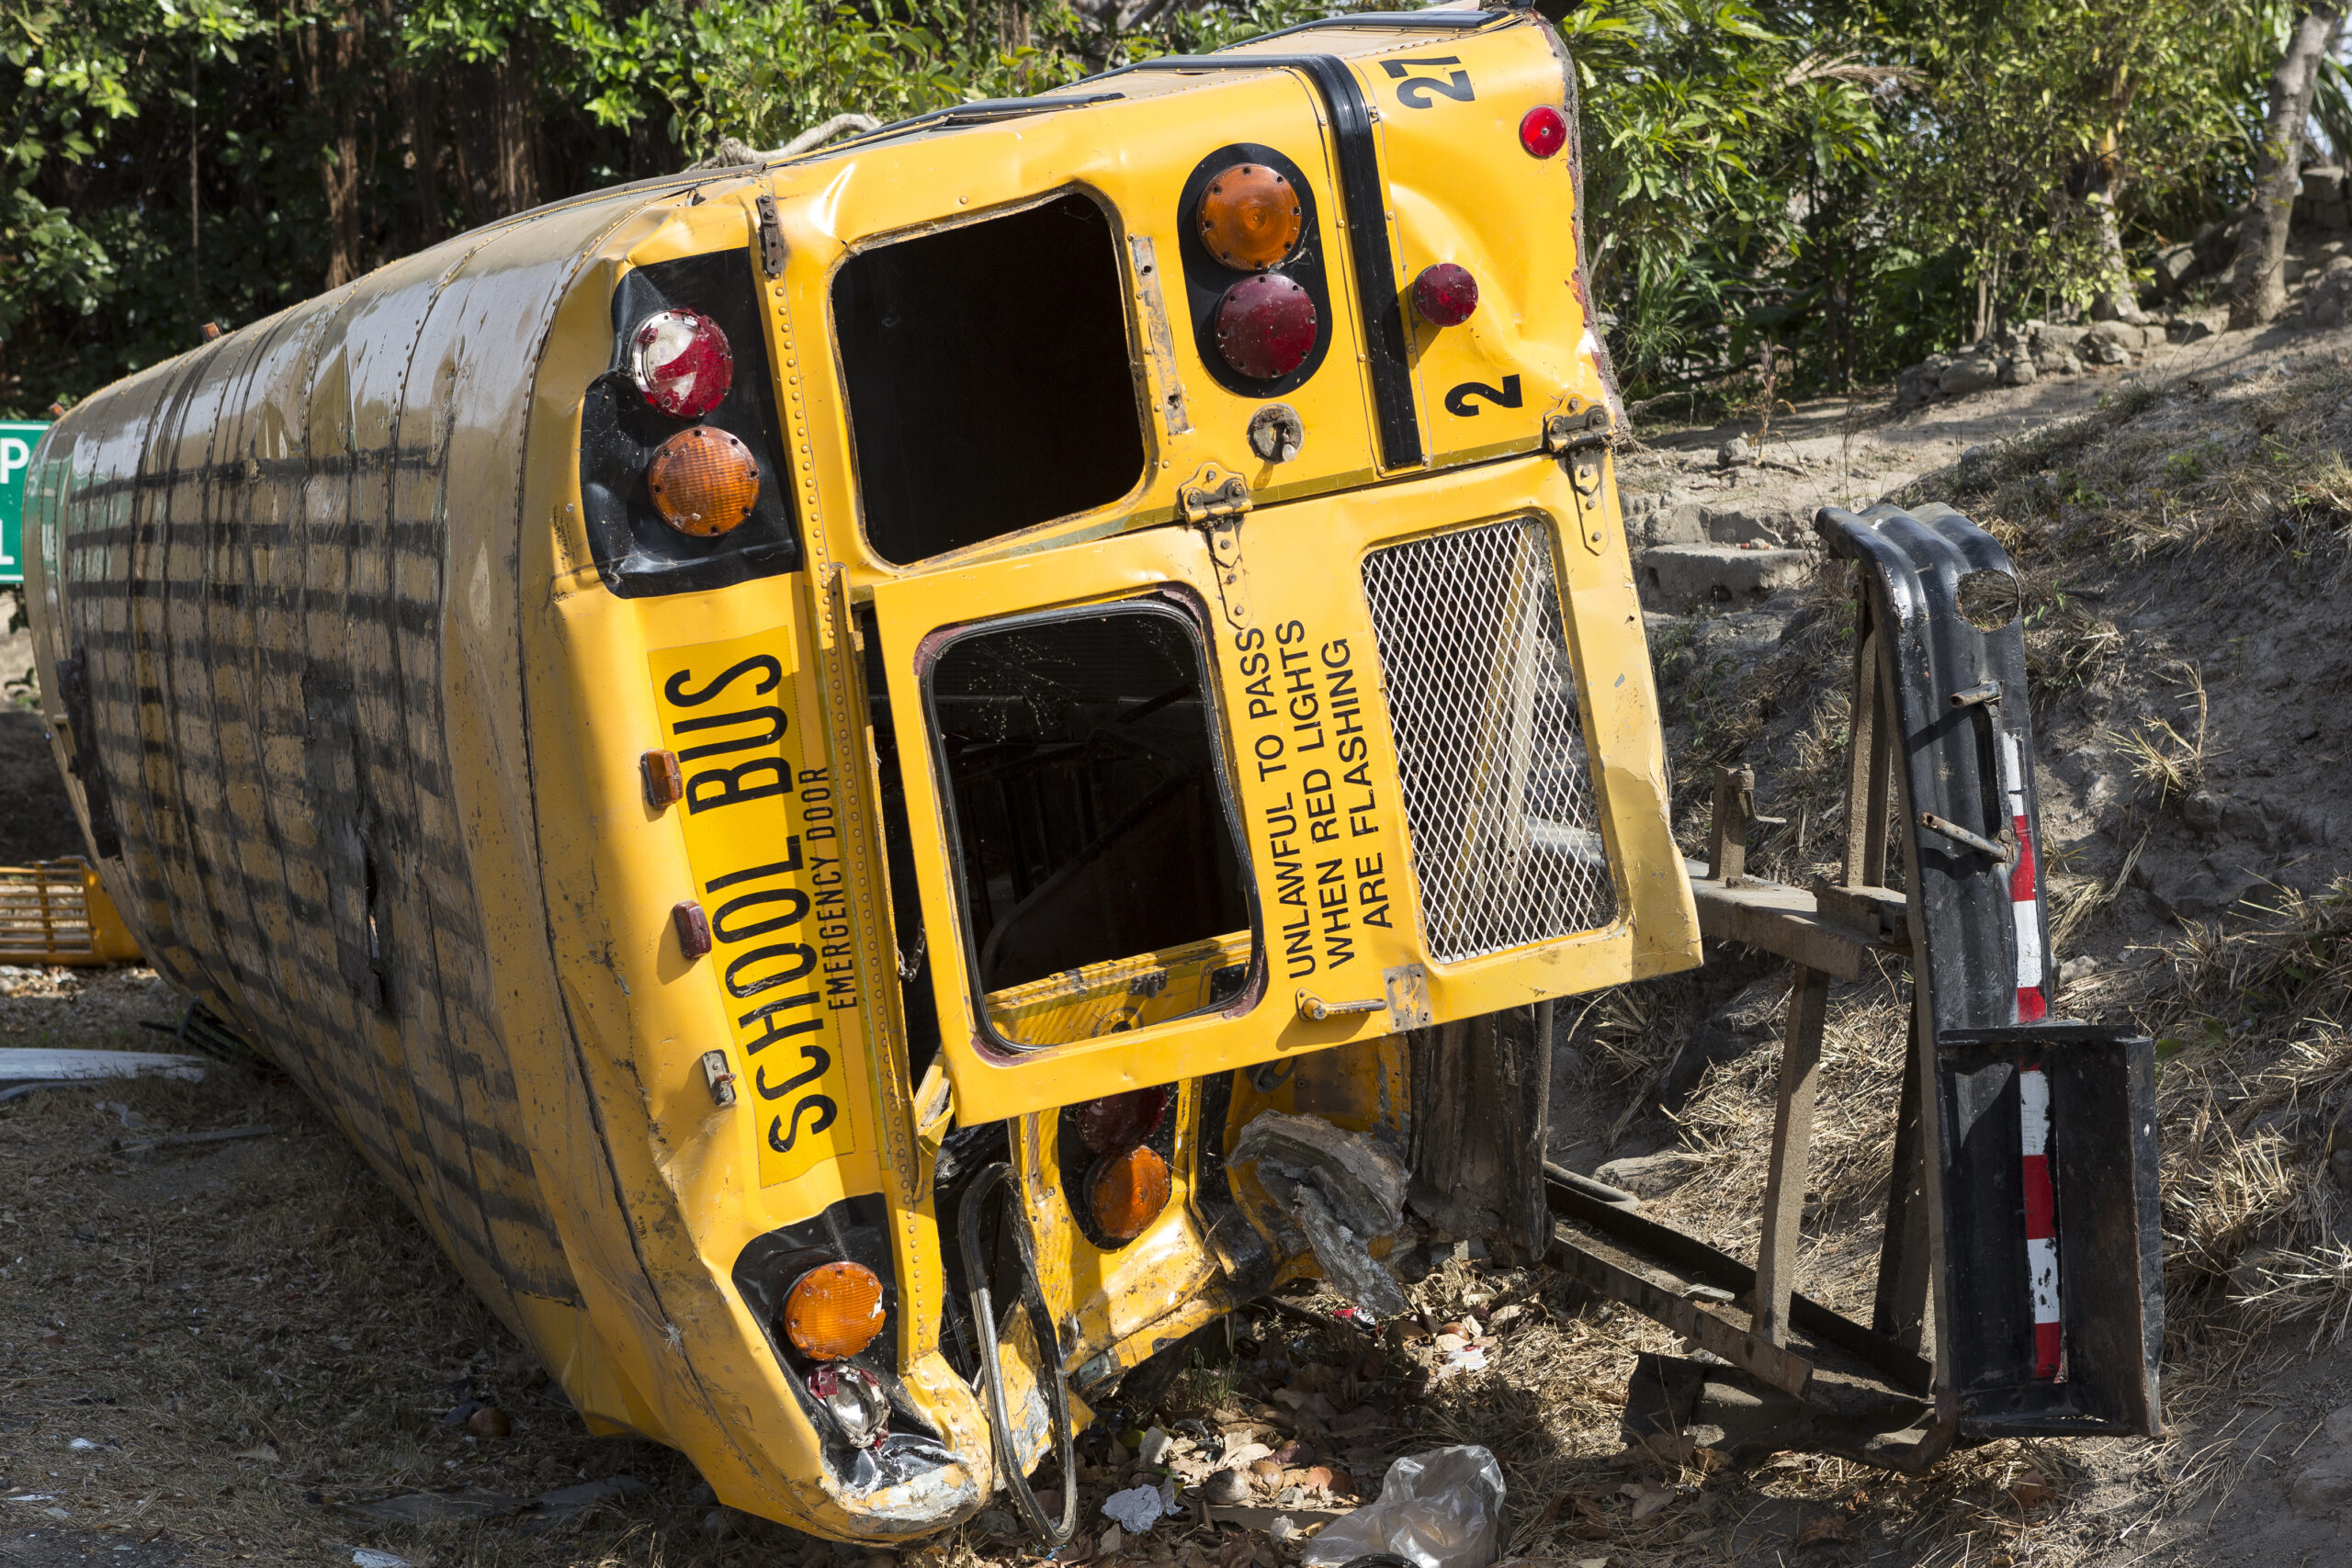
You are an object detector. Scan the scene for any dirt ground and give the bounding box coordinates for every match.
[11,304,2352,1568]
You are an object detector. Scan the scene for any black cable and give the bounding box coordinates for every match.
[956,1163,1077,1545]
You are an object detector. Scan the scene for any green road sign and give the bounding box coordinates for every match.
[0,421,48,587]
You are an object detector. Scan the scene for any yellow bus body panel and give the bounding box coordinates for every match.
[23,10,1698,1541]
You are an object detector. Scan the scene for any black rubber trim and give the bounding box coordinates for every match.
[1100,52,1424,469]
[828,92,1129,153]
[1241,9,1510,46]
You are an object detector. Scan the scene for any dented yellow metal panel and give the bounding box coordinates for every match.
[23,7,1699,1546]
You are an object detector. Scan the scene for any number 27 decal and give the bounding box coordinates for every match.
[1382,57,1475,108]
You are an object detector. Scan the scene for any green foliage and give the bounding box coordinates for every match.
[0,0,2324,415]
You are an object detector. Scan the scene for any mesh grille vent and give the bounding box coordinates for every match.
[1360,519,1617,962]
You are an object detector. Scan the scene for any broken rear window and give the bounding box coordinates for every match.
[832,192,1148,565]
[923,601,1253,1048]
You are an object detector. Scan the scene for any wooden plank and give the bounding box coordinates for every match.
[1754,966,1831,1346]
[1684,863,1892,981]
[1548,1222,1815,1399]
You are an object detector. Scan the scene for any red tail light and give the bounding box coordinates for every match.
[1412,264,1478,328]
[1215,275,1317,380]
[1076,1087,1170,1154]
[1519,105,1567,159]
[629,310,734,418]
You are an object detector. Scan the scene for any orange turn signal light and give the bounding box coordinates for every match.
[647,425,760,537]
[783,1261,887,1361]
[1197,164,1303,272]
[1089,1145,1171,1243]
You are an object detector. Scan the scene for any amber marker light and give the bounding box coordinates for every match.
[647,425,760,536]
[1090,1145,1171,1242]
[1197,163,1304,271]
[783,1261,887,1361]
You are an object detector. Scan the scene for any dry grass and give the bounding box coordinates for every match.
[1928,357,2352,576]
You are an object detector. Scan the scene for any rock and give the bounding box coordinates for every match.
[2194,220,2237,274]
[1645,502,1707,549]
[2002,354,2038,386]
[1700,505,1786,547]
[1594,1150,1704,1197]
[2324,1404,2352,1449]
[2035,322,2089,350]
[2136,853,2264,921]
[2153,244,2200,297]
[700,1506,755,1540]
[2305,268,2352,326]
[2089,340,2132,366]
[2085,320,2155,350]
[2286,257,2311,285]
[1642,545,1813,612]
[2166,316,2217,344]
[1203,1469,1250,1506]
[2290,1456,2352,1518]
[1717,435,1753,468]
[466,1405,511,1438]
[1939,356,2003,397]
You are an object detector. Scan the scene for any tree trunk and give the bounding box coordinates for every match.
[297,11,368,289]
[1408,1002,1554,1262]
[2229,6,2346,329]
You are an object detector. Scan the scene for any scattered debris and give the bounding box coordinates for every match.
[348,1550,412,1568]
[1299,1446,1504,1568]
[0,1047,207,1091]
[1102,1480,1180,1534]
[114,1123,275,1156]
[334,1473,647,1528]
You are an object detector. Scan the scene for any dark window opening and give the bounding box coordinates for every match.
[924,602,1252,1047]
[834,193,1147,565]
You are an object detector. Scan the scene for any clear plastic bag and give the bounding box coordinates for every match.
[1296,1446,1506,1568]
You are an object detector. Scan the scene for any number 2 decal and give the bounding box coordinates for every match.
[1382,57,1475,108]
[1444,375,1523,417]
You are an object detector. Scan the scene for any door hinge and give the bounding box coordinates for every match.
[755,192,787,278]
[1179,462,1250,524]
[1544,391,1611,455]
[1182,463,1252,629]
[1548,393,1613,555]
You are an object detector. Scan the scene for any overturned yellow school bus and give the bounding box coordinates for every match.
[21,6,1701,1540]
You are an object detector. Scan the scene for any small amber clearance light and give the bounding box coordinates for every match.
[783,1261,887,1361]
[1090,1145,1171,1242]
[1197,164,1304,272]
[647,425,760,536]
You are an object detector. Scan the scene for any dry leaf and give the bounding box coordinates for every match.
[2007,1470,2054,1509]
[1629,1484,1676,1520]
[1794,1515,1850,1549]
